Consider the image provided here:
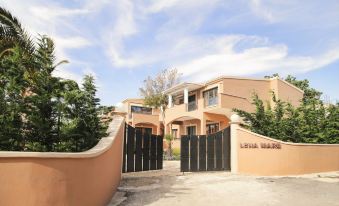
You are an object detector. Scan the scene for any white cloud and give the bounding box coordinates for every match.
[29,6,89,21]
[100,0,339,83]
[103,0,221,68]
[52,67,83,83]
[52,36,92,60]
[248,0,339,28]
[1,0,338,87]
[103,0,140,67]
[176,35,339,82]
[146,0,181,13]
[249,0,279,23]
[0,0,99,81]
[82,0,112,12]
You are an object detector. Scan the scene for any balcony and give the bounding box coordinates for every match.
[187,101,197,111]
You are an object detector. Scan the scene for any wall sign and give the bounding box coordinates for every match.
[240,142,281,149]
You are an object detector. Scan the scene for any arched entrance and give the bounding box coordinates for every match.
[166,116,202,138]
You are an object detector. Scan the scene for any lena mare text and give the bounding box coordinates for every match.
[240,142,281,149]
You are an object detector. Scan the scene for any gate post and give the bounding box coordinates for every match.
[230,114,241,174]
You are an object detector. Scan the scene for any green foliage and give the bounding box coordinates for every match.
[234,75,339,144]
[98,105,115,115]
[165,133,174,143]
[61,75,107,151]
[164,133,174,158]
[172,147,180,160]
[0,46,25,150]
[0,7,106,152]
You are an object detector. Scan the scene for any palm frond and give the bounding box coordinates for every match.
[0,7,35,54]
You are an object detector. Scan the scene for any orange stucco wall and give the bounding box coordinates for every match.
[132,113,160,126]
[270,78,304,107]
[165,77,303,136]
[123,99,161,135]
[205,113,230,129]
[222,78,271,102]
[236,128,339,176]
[0,117,125,206]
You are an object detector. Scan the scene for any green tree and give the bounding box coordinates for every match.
[62,75,107,152]
[234,75,339,144]
[24,36,68,151]
[323,103,339,143]
[0,7,35,56]
[0,46,26,150]
[81,75,106,149]
[0,6,107,152]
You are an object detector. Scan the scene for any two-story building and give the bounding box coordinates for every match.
[118,76,303,139]
[164,76,303,137]
[120,98,162,136]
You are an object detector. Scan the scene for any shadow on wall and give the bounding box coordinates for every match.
[0,116,125,206]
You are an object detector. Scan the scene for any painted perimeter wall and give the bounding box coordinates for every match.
[236,127,339,176]
[0,116,125,206]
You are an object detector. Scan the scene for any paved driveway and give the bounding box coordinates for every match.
[110,161,339,206]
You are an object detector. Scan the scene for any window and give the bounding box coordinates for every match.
[203,87,218,107]
[131,105,152,115]
[171,129,178,139]
[206,123,219,135]
[187,94,197,111]
[173,95,184,105]
[136,127,152,136]
[186,126,196,136]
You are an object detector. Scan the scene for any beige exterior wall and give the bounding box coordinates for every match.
[122,99,161,135]
[236,128,339,176]
[222,78,271,101]
[132,113,160,128]
[270,78,304,107]
[220,93,253,112]
[164,77,303,136]
[121,77,304,137]
[0,116,125,206]
[205,113,230,130]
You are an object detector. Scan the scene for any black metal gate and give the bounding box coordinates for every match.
[122,124,163,173]
[180,127,230,172]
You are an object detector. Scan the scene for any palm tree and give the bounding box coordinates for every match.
[0,7,35,56]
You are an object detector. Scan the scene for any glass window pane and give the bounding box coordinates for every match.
[204,87,218,106]
[131,106,152,114]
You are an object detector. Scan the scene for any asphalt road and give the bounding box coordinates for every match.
[110,161,339,206]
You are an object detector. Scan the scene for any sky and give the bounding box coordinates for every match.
[0,0,338,105]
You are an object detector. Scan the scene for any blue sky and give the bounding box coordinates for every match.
[1,0,338,105]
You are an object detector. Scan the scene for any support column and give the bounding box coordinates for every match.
[165,122,170,135]
[168,95,173,108]
[184,88,188,104]
[201,116,206,135]
[157,123,161,135]
[230,114,240,174]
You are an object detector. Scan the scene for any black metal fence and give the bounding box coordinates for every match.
[122,124,163,173]
[180,127,231,172]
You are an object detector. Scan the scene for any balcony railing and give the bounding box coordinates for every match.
[187,101,197,111]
